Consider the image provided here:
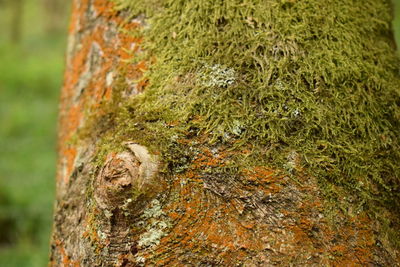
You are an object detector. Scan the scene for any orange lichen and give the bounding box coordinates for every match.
[58,0,145,185]
[54,240,81,267]
[242,166,283,195]
[191,148,228,169]
[131,145,280,264]
[136,78,149,92]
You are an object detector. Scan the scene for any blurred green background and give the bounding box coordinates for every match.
[0,1,400,266]
[0,0,69,266]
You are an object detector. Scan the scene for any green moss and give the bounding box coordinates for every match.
[90,0,400,246]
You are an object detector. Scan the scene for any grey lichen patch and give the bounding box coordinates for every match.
[284,150,301,174]
[137,199,171,249]
[74,42,104,101]
[199,63,236,88]
[138,226,166,248]
[97,229,108,241]
[121,198,133,216]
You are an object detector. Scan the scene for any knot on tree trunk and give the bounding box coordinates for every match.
[94,143,160,211]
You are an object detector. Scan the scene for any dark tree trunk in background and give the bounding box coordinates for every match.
[50,0,400,266]
[42,0,67,33]
[10,0,23,43]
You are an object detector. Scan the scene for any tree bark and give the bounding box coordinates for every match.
[50,0,400,266]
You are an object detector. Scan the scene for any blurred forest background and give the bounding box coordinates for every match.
[0,0,69,266]
[0,1,400,266]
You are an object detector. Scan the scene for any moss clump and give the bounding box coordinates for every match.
[96,0,400,246]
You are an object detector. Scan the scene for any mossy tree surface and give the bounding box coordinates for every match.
[51,0,400,266]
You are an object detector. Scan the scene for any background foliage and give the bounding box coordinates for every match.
[0,0,69,266]
[0,1,399,266]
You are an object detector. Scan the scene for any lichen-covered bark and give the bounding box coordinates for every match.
[51,0,400,266]
[51,0,147,265]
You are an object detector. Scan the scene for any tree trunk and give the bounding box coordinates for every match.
[10,0,23,43]
[50,0,400,266]
[41,0,68,33]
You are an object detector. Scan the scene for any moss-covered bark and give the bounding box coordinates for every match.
[51,0,400,266]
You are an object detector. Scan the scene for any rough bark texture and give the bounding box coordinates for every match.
[50,0,400,266]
